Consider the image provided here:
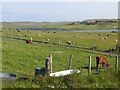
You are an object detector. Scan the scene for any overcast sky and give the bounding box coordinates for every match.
[1,1,118,22]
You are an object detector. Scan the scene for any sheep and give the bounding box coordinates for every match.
[100,37,104,39]
[73,35,77,37]
[47,39,50,41]
[39,34,41,36]
[115,39,118,42]
[66,40,71,45]
[76,33,78,35]
[43,30,46,33]
[104,37,108,39]
[107,34,110,37]
[98,34,100,36]
[30,37,33,42]
[17,34,20,37]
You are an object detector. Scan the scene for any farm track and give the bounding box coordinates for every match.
[1,36,119,57]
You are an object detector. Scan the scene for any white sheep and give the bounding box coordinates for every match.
[17,34,20,36]
[100,37,104,39]
[39,34,41,36]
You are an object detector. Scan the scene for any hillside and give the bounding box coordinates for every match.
[1,19,118,30]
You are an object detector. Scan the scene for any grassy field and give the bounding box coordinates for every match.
[2,22,118,30]
[2,30,118,51]
[1,29,119,88]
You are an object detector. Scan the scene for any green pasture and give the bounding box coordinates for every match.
[2,30,118,52]
[2,38,119,88]
[2,22,118,30]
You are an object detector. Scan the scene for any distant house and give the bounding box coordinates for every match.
[82,19,118,25]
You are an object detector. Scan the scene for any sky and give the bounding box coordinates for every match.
[1,1,119,22]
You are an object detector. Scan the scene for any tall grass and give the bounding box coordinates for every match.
[2,38,119,88]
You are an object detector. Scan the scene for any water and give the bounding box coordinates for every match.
[64,29,118,32]
[11,28,64,31]
[4,28,118,32]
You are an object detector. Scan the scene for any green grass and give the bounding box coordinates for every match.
[2,30,118,51]
[2,22,118,30]
[2,38,119,88]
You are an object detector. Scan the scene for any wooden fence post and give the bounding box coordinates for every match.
[116,44,118,51]
[45,57,51,76]
[109,48,112,56]
[58,40,60,46]
[88,56,92,75]
[49,54,52,73]
[43,39,44,44]
[92,45,95,53]
[68,55,73,70]
[75,42,77,50]
[115,56,118,72]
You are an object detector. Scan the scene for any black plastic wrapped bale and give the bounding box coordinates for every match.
[34,67,45,77]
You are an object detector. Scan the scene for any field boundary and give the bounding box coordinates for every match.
[1,36,119,57]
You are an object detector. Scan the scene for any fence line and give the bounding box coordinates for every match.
[2,36,118,57]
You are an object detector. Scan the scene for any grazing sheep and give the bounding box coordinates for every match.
[104,37,108,39]
[107,34,110,37]
[39,34,41,36]
[17,34,20,37]
[100,37,104,39]
[43,30,45,33]
[98,34,100,36]
[47,39,50,41]
[115,39,118,42]
[30,37,33,42]
[73,35,77,37]
[66,40,71,45]
[76,33,78,35]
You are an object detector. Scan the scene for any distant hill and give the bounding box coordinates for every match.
[1,19,118,30]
